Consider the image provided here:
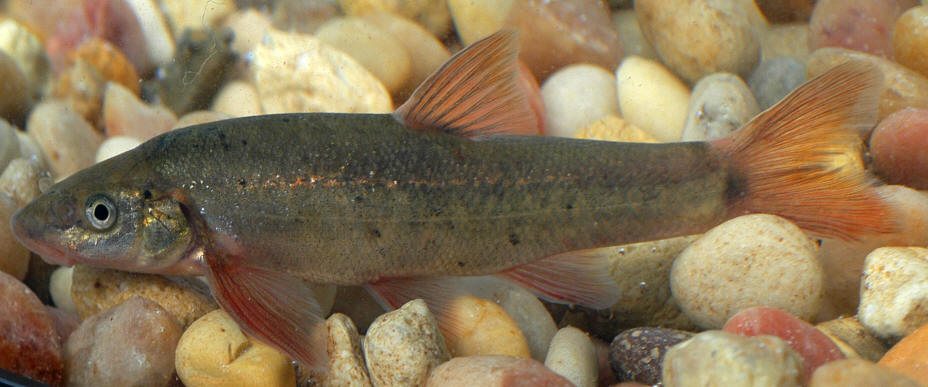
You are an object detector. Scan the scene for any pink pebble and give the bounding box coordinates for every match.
[870,108,928,189]
[723,306,844,383]
[808,0,916,58]
[0,271,63,386]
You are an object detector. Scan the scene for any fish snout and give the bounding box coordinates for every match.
[10,205,76,266]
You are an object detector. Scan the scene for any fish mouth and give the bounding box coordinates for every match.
[10,211,77,267]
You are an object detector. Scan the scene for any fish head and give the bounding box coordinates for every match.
[11,160,195,274]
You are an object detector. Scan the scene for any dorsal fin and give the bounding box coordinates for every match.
[393,29,540,137]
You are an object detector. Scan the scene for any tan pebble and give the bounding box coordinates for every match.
[52,60,106,127]
[616,56,691,142]
[761,23,810,62]
[426,355,573,386]
[447,0,514,44]
[15,131,42,168]
[0,51,30,122]
[223,9,273,55]
[94,136,142,163]
[211,80,263,117]
[662,331,803,387]
[315,17,412,95]
[0,119,20,173]
[495,286,558,362]
[70,265,217,327]
[26,101,103,179]
[175,309,296,387]
[879,321,928,384]
[811,358,922,387]
[122,0,175,67]
[0,193,29,280]
[612,9,659,61]
[70,38,141,96]
[251,29,392,114]
[161,0,238,39]
[102,82,177,141]
[574,115,658,143]
[807,47,928,120]
[0,18,50,101]
[541,64,620,137]
[338,0,452,37]
[363,299,450,386]
[816,316,889,362]
[49,266,76,314]
[324,313,372,387]
[0,157,43,207]
[893,6,928,78]
[173,110,233,130]
[444,295,531,358]
[671,214,823,329]
[858,247,928,341]
[545,327,597,387]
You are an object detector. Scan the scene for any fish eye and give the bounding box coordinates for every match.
[85,195,117,230]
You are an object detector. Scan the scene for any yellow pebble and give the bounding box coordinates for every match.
[444,295,531,358]
[573,115,659,143]
[175,310,296,387]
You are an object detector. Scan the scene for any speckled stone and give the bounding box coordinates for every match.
[610,327,693,385]
[681,72,759,141]
[545,327,597,387]
[324,313,372,387]
[859,247,928,341]
[363,299,450,386]
[0,270,63,386]
[816,316,889,362]
[748,56,807,110]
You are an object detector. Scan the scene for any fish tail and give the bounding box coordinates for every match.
[713,61,896,240]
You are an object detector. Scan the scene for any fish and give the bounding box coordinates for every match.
[11,29,894,371]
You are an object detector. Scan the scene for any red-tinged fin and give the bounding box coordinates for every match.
[393,29,540,137]
[714,61,895,240]
[204,253,328,373]
[495,249,621,309]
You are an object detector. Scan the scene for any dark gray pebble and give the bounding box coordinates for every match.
[748,56,806,110]
[609,327,693,385]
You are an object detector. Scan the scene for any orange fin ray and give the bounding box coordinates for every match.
[495,249,621,309]
[393,29,540,137]
[715,61,895,240]
[205,252,328,373]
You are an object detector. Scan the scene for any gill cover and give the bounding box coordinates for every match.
[139,195,192,265]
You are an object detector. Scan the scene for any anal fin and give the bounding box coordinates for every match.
[496,249,621,309]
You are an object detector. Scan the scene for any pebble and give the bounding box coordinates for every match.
[175,309,295,387]
[507,0,622,81]
[70,265,217,327]
[26,101,103,179]
[425,355,573,387]
[363,299,450,386]
[806,47,928,120]
[52,59,106,128]
[103,82,177,141]
[0,157,44,207]
[0,119,20,177]
[494,286,558,362]
[0,193,28,280]
[362,12,451,102]
[15,131,42,168]
[544,327,597,387]
[270,0,341,34]
[0,51,30,123]
[670,214,823,329]
[573,115,659,143]
[858,247,928,341]
[748,56,807,110]
[160,0,238,38]
[612,9,659,61]
[315,17,412,96]
[446,0,514,45]
[869,108,928,189]
[662,331,804,387]
[223,9,273,55]
[324,313,372,387]
[124,0,175,68]
[723,307,845,382]
[337,0,452,38]
[894,6,928,78]
[879,321,928,384]
[0,270,63,386]
[70,38,142,96]
[0,18,49,102]
[49,266,76,314]
[609,327,694,385]
[760,23,811,61]
[45,306,80,345]
[212,80,263,118]
[251,29,392,114]
[173,110,234,130]
[443,295,531,358]
[636,0,763,83]
[755,0,815,23]
[541,64,619,137]
[810,358,922,387]
[816,316,889,362]
[65,297,181,386]
[94,136,142,163]
[616,56,691,142]
[808,0,909,59]
[681,72,759,141]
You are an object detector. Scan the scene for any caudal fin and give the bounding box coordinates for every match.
[715,62,895,240]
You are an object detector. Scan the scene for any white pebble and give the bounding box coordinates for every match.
[859,247,928,341]
[541,64,619,137]
[50,266,76,314]
[544,327,597,387]
[616,56,691,142]
[95,136,142,163]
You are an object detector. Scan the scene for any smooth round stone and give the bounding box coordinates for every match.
[756,0,815,23]
[671,214,823,329]
[894,6,928,78]
[223,9,273,54]
[270,0,340,34]
[870,108,928,189]
[102,82,177,141]
[723,307,845,382]
[0,18,48,102]
[0,270,63,386]
[0,157,43,207]
[808,0,909,59]
[425,355,573,387]
[612,10,659,61]
[71,265,217,327]
[495,286,558,362]
[363,299,450,386]
[0,119,20,177]
[447,0,514,44]
[173,110,233,130]
[879,321,928,384]
[816,316,889,362]
[0,194,29,281]
[610,327,693,385]
[315,17,412,95]
[122,0,174,68]
[49,266,76,314]
[363,12,451,102]
[760,23,811,62]
[811,358,922,387]
[507,0,622,81]
[324,313,371,387]
[52,60,105,128]
[0,51,30,123]
[544,327,597,387]
[338,0,452,37]
[160,0,237,38]
[65,297,181,386]
[662,331,803,387]
[616,56,690,142]
[573,115,658,143]
[175,309,296,387]
[211,80,263,118]
[541,64,619,137]
[748,56,807,110]
[95,136,142,163]
[444,295,531,358]
[636,0,763,83]
[251,29,392,114]
[70,38,142,96]
[681,72,759,141]
[858,247,928,341]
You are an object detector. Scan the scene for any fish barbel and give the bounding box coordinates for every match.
[11,30,893,369]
